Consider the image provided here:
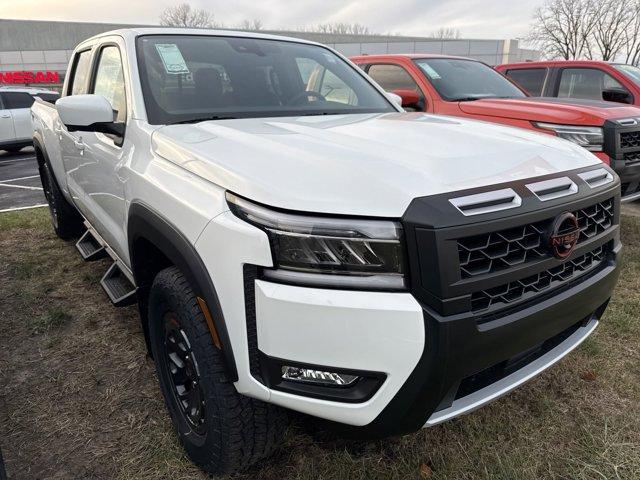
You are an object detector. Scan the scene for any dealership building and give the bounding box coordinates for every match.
[0,18,541,91]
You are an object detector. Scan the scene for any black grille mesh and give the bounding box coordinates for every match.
[620,130,640,149]
[624,152,640,165]
[471,244,608,312]
[458,198,614,278]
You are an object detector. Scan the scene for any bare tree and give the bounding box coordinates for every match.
[299,23,375,35]
[431,27,461,40]
[624,1,640,64]
[591,0,635,61]
[238,19,263,31]
[159,3,216,28]
[528,0,603,59]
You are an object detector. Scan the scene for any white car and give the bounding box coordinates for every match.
[31,28,621,474]
[0,87,58,153]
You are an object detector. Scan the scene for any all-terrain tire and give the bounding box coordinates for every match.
[148,266,288,475]
[38,159,83,239]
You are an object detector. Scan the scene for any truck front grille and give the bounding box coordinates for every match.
[624,152,640,165]
[470,243,609,313]
[457,198,613,279]
[620,130,640,149]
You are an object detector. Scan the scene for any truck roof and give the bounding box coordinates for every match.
[77,27,324,49]
[496,60,619,70]
[351,53,475,62]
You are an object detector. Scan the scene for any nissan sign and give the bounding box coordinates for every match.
[0,71,60,84]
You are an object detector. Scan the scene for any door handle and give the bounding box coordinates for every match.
[74,140,85,151]
[0,114,10,118]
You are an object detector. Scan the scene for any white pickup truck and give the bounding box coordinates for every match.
[32,28,621,474]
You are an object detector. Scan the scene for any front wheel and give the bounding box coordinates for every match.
[148,267,288,475]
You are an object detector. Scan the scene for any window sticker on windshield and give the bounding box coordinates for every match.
[155,44,190,74]
[421,64,441,79]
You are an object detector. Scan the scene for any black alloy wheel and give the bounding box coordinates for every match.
[162,312,206,434]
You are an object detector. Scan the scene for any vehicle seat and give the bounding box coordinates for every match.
[232,68,281,107]
[194,68,229,107]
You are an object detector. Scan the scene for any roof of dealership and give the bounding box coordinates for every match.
[0,18,540,67]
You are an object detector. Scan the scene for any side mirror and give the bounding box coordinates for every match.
[386,91,403,108]
[602,88,633,104]
[56,94,115,129]
[56,94,124,143]
[392,89,422,110]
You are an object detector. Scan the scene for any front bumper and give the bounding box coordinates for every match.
[196,167,620,438]
[252,252,618,436]
[426,315,598,427]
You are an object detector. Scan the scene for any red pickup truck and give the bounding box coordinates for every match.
[351,54,640,201]
[496,60,640,106]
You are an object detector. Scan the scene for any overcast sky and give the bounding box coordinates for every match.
[0,0,544,39]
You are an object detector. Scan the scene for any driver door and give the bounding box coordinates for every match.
[76,41,130,263]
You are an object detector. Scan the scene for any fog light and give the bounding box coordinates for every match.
[281,366,359,386]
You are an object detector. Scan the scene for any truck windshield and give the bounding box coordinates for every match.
[414,58,526,102]
[613,64,640,85]
[136,35,395,124]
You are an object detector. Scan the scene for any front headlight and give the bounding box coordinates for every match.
[226,192,406,290]
[532,122,604,151]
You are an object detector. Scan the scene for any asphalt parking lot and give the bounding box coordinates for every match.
[0,147,45,213]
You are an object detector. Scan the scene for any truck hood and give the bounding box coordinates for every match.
[151,112,601,217]
[458,97,640,125]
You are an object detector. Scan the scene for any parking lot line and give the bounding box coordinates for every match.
[0,174,39,183]
[0,204,47,213]
[0,183,43,191]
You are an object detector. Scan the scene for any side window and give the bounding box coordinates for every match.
[504,68,546,96]
[367,64,420,92]
[558,68,631,103]
[296,58,359,105]
[69,49,93,96]
[91,46,127,123]
[319,69,357,105]
[2,92,36,109]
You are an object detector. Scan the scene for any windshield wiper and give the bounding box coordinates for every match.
[453,96,485,102]
[170,115,237,125]
[453,95,515,102]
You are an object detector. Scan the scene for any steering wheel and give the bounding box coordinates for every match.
[287,90,326,105]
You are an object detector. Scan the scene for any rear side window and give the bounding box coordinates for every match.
[34,93,60,104]
[504,68,547,96]
[558,68,631,102]
[1,92,35,109]
[368,64,420,92]
[68,49,93,96]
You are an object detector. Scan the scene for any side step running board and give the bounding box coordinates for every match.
[101,263,137,307]
[76,230,107,261]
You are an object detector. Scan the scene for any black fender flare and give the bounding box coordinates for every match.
[128,202,238,381]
